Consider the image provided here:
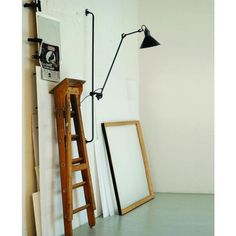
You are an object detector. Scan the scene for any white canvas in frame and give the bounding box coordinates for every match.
[102,121,154,215]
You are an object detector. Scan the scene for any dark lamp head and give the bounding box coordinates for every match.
[140,25,160,49]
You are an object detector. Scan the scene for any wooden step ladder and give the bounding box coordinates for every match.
[50,78,96,236]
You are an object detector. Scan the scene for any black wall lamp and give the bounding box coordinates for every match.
[85,9,160,143]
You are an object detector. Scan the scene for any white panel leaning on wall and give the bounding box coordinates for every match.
[32,192,42,236]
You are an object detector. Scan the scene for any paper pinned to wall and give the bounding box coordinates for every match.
[39,42,60,82]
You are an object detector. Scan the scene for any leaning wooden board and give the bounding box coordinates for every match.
[32,192,42,236]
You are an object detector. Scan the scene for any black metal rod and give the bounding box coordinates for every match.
[89,28,144,100]
[124,29,143,37]
[100,29,143,95]
[85,9,95,143]
[101,36,124,92]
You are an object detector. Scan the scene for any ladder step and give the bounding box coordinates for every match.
[72,181,86,189]
[65,134,79,141]
[73,204,90,214]
[70,110,75,117]
[72,157,83,164]
[72,163,87,172]
[71,134,79,141]
[63,110,75,117]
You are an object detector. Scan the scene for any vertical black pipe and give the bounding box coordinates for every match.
[85,9,95,143]
[84,9,145,142]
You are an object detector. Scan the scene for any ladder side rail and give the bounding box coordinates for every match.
[73,93,96,226]
[65,93,73,221]
[53,90,72,236]
[71,93,96,208]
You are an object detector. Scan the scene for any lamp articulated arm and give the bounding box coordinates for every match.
[90,27,144,100]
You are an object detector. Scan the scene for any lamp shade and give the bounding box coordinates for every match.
[140,27,160,49]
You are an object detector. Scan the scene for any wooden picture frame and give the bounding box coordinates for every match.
[102,120,155,215]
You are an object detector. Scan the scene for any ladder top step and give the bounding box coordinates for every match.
[73,204,90,215]
[50,78,86,94]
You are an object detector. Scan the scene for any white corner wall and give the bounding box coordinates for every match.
[138,0,214,193]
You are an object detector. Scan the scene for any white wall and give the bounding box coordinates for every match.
[138,0,214,193]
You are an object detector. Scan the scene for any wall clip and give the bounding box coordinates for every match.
[28,37,42,43]
[23,0,41,12]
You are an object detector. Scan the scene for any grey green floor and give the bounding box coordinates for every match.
[73,193,214,236]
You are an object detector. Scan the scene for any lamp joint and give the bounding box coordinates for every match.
[89,91,103,100]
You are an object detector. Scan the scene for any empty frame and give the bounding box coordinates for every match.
[102,121,154,215]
